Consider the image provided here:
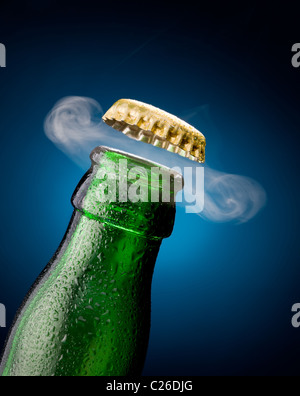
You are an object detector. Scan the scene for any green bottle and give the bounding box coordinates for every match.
[0,99,206,377]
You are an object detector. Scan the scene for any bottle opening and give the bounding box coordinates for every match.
[72,146,183,239]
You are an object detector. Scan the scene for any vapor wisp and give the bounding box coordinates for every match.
[45,96,111,168]
[201,167,266,223]
[44,96,266,224]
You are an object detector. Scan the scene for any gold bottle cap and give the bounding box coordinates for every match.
[102,99,206,163]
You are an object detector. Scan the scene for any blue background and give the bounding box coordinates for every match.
[0,1,300,375]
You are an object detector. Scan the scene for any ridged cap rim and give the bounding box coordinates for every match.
[102,99,206,163]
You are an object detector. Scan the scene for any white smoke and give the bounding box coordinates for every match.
[44,96,267,224]
[201,167,266,223]
[44,96,104,167]
[44,96,134,168]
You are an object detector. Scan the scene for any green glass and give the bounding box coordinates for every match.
[0,146,181,376]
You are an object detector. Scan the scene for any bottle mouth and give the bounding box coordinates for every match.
[90,145,184,182]
[72,146,183,239]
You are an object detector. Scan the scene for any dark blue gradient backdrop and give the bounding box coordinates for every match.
[0,1,300,376]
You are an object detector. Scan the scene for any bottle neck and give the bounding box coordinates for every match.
[72,147,183,240]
